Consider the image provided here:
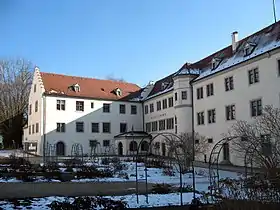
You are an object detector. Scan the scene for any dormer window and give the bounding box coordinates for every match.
[161,82,168,90]
[74,84,80,92]
[114,88,122,96]
[211,58,221,70]
[69,84,80,92]
[244,42,257,57]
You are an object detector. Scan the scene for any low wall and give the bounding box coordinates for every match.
[0,181,154,199]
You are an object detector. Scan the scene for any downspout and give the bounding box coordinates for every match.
[42,95,46,163]
[142,102,145,131]
[190,80,196,200]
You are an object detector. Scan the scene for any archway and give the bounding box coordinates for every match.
[141,140,149,152]
[56,141,65,156]
[208,136,239,199]
[135,132,195,205]
[129,141,138,152]
[118,142,123,155]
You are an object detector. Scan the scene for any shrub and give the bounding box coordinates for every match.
[101,158,110,165]
[111,157,121,164]
[152,183,173,194]
[43,162,60,172]
[76,166,113,179]
[162,167,175,176]
[47,196,127,210]
[64,158,83,168]
[9,155,31,170]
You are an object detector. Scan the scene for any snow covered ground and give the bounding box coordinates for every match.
[0,150,25,158]
[0,161,240,192]
[0,193,200,209]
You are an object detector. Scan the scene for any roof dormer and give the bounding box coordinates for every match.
[161,82,168,90]
[244,42,257,57]
[114,88,122,96]
[211,57,222,70]
[69,83,80,92]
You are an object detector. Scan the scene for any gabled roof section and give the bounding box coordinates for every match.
[192,21,280,81]
[147,73,175,98]
[40,72,141,101]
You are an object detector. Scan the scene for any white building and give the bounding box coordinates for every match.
[24,21,280,165]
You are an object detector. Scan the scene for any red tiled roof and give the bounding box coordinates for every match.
[40,72,141,101]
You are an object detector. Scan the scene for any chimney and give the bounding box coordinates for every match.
[232,31,238,52]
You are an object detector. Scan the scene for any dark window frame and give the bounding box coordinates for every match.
[76,101,84,111]
[76,122,84,132]
[119,104,126,114]
[91,123,99,133]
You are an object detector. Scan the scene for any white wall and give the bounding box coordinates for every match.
[23,67,45,154]
[193,48,280,165]
[44,96,143,156]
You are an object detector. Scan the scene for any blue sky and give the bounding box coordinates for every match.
[0,0,277,87]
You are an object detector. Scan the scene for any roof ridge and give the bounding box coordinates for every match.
[40,71,140,87]
[190,20,280,66]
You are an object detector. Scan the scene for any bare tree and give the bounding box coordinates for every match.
[166,132,209,173]
[0,59,33,147]
[229,105,280,177]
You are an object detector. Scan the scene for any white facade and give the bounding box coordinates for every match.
[23,68,143,156]
[193,48,280,166]
[23,22,280,166]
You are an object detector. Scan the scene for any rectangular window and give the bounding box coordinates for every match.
[120,123,127,133]
[32,124,35,134]
[144,105,149,114]
[206,83,214,96]
[103,122,111,133]
[248,68,259,84]
[76,122,84,132]
[261,134,272,156]
[56,123,66,132]
[76,101,84,111]
[181,91,187,100]
[91,102,94,109]
[91,123,99,133]
[168,97,173,107]
[103,103,110,113]
[175,92,178,101]
[146,122,151,132]
[208,138,213,143]
[159,120,166,131]
[57,100,66,111]
[35,101,38,112]
[29,125,31,135]
[162,99,168,109]
[251,99,262,117]
[149,103,154,113]
[34,84,36,93]
[157,101,161,111]
[119,104,126,114]
[196,87,203,99]
[103,140,110,147]
[152,121,158,131]
[207,109,216,124]
[131,105,137,114]
[226,105,236,120]
[35,123,39,133]
[29,104,32,115]
[166,118,174,130]
[197,111,205,125]
[225,76,234,91]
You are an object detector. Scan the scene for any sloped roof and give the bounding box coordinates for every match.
[40,72,141,101]
[188,21,280,81]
